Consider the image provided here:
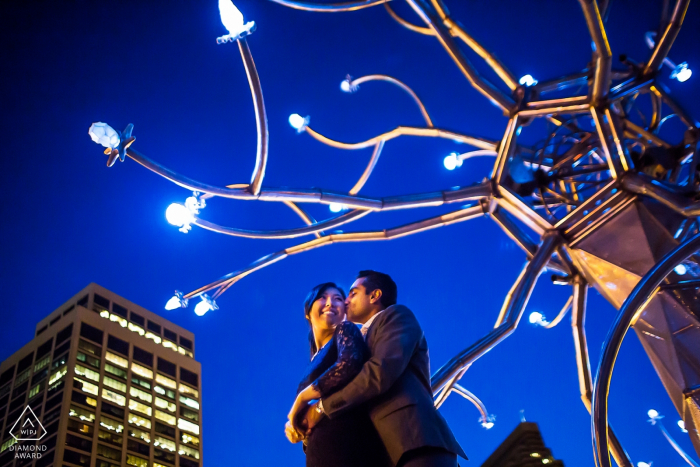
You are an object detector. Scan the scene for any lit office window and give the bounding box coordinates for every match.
[153,436,176,452]
[77,352,100,369]
[128,427,151,443]
[130,387,152,404]
[131,376,151,391]
[155,410,176,426]
[179,384,198,399]
[128,413,152,429]
[181,432,199,448]
[177,418,199,435]
[97,444,122,462]
[34,355,50,373]
[156,374,176,390]
[75,365,100,382]
[131,363,153,380]
[154,386,175,400]
[98,429,123,447]
[155,397,175,413]
[102,389,126,407]
[103,376,127,393]
[106,352,128,369]
[126,454,148,467]
[129,399,152,417]
[28,381,44,399]
[75,377,99,396]
[100,415,124,433]
[178,445,200,460]
[179,395,200,410]
[105,364,127,380]
[48,366,67,386]
[69,405,95,423]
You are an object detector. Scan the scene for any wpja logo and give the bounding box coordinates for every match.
[7,406,48,460]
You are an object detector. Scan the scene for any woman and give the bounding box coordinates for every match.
[285,282,391,467]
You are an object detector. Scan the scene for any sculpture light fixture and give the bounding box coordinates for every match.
[88,0,700,463]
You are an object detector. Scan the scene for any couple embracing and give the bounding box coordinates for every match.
[286,270,467,467]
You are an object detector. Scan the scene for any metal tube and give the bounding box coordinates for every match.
[622,173,700,217]
[238,39,269,196]
[283,201,321,238]
[451,384,490,422]
[491,208,538,258]
[431,232,561,392]
[305,125,497,150]
[592,232,700,467]
[578,0,612,104]
[269,0,388,12]
[384,3,433,35]
[350,140,385,195]
[643,0,691,76]
[517,103,590,118]
[183,205,487,299]
[656,422,700,467]
[652,85,698,130]
[571,277,633,467]
[525,96,589,110]
[350,75,434,127]
[543,295,573,329]
[443,18,518,91]
[192,209,370,239]
[624,120,671,148]
[404,0,515,113]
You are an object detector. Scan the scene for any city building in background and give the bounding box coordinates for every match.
[481,422,564,467]
[0,283,201,467]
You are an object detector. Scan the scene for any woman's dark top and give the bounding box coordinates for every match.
[297,321,391,467]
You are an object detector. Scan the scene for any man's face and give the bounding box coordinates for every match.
[345,278,376,323]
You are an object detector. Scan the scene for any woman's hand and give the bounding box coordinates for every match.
[288,384,322,432]
[285,421,304,444]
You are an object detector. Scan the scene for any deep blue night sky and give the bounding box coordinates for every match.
[2,0,700,465]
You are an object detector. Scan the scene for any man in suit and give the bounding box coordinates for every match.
[302,270,467,466]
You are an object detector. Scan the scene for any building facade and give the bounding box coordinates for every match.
[0,284,201,467]
[481,422,564,467]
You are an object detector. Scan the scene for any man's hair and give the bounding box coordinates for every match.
[357,270,397,308]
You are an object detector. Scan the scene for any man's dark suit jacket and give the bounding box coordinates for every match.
[321,304,467,465]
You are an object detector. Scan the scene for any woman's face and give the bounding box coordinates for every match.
[307,287,346,332]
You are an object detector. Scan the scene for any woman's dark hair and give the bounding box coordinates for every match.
[357,270,397,308]
[304,282,346,357]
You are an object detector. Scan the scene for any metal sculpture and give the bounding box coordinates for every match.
[88,0,700,465]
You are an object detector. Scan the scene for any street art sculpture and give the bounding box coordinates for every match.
[88,0,700,465]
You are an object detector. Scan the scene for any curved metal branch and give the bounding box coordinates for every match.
[592,232,700,467]
[284,200,322,238]
[304,125,497,150]
[622,173,700,217]
[350,75,434,127]
[431,232,562,392]
[643,0,691,77]
[542,295,573,329]
[185,203,489,299]
[384,3,433,35]
[349,140,385,195]
[238,38,269,196]
[654,421,700,467]
[578,0,612,104]
[268,0,388,12]
[126,146,491,209]
[451,384,490,423]
[193,208,370,239]
[404,0,515,113]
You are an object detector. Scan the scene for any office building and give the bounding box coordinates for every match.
[481,422,564,467]
[0,283,201,467]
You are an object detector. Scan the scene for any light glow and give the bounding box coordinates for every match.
[444,152,462,171]
[329,203,346,213]
[165,291,188,310]
[88,122,120,149]
[671,62,692,82]
[674,264,687,275]
[519,74,538,86]
[637,463,652,467]
[678,420,688,432]
[647,409,659,419]
[166,203,194,233]
[218,0,254,38]
[288,113,308,131]
[194,294,218,316]
[529,311,549,326]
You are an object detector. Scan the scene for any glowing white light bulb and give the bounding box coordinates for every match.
[218,0,254,38]
[647,409,659,419]
[637,462,652,467]
[165,291,188,311]
[194,294,218,316]
[329,203,345,213]
[482,421,494,429]
[444,152,462,171]
[678,420,687,432]
[289,114,308,131]
[529,312,542,324]
[671,62,692,82]
[519,74,538,87]
[166,203,194,233]
[340,80,352,92]
[89,122,120,149]
[675,264,688,275]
